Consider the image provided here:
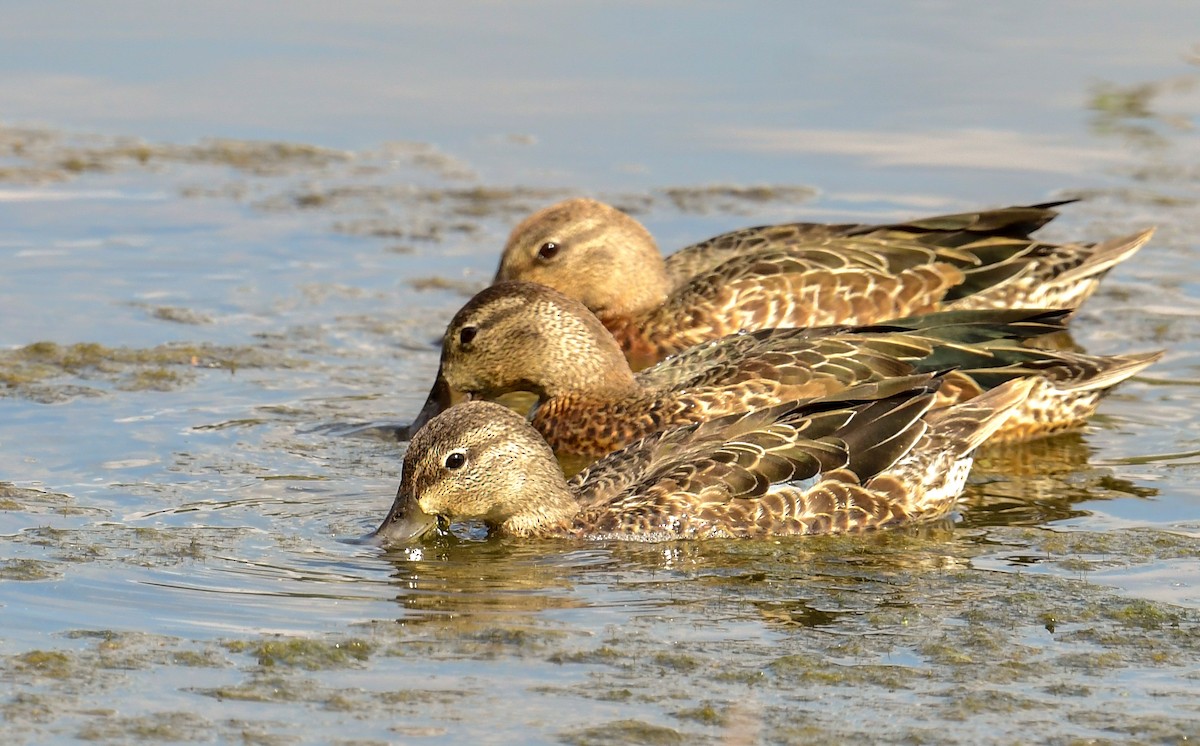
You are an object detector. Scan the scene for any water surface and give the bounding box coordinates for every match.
[2,2,1200,743]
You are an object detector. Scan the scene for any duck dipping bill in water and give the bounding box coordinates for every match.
[408,281,1161,471]
[375,377,1034,543]
[494,198,1154,370]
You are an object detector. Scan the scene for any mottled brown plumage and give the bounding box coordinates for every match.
[494,198,1154,370]
[408,282,1159,468]
[374,380,1033,543]
[658,200,1079,285]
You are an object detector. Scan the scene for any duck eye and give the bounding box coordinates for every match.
[444,451,467,470]
[458,326,478,345]
[537,241,560,260]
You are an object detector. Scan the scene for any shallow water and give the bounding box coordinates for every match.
[2,2,1200,744]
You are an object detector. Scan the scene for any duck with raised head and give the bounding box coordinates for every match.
[408,281,1160,471]
[376,378,1033,543]
[494,198,1153,370]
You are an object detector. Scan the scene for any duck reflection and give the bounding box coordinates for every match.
[375,535,594,629]
[963,432,1158,528]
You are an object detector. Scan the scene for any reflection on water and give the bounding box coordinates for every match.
[963,433,1159,528]
[379,539,591,626]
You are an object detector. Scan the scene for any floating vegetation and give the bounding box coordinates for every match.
[661,184,819,214]
[0,559,63,581]
[146,306,213,326]
[0,482,100,516]
[0,340,299,400]
[225,636,374,671]
[1089,76,1197,150]
[405,276,486,296]
[0,125,351,182]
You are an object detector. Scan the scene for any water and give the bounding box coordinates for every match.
[2,2,1200,743]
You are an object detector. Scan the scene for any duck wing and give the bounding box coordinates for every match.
[573,380,943,538]
[662,201,1073,286]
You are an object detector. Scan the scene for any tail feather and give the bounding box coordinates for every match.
[959,348,1164,395]
[924,378,1035,455]
[870,201,1076,242]
[1053,350,1162,393]
[1057,228,1155,285]
[854,307,1072,342]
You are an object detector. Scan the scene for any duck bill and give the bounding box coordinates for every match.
[371,481,438,544]
[402,372,467,440]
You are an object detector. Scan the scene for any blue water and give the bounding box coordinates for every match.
[2,2,1199,743]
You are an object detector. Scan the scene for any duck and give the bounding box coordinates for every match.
[375,377,1035,543]
[408,281,1160,472]
[493,198,1154,370]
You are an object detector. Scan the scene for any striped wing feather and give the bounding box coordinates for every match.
[644,245,970,356]
[570,397,863,509]
[576,386,941,539]
[662,201,1072,287]
[636,308,1071,392]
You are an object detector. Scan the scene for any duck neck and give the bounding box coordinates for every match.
[600,315,662,372]
[568,356,641,400]
[596,214,670,317]
[597,261,670,319]
[537,319,642,402]
[497,479,580,537]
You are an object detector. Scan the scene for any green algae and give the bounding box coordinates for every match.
[650,651,702,673]
[406,275,487,295]
[196,674,318,703]
[672,702,727,727]
[76,711,212,742]
[0,558,62,581]
[0,692,62,725]
[467,625,564,650]
[226,637,373,670]
[1089,74,1197,150]
[661,184,818,214]
[1107,597,1185,629]
[6,525,1200,744]
[0,482,101,516]
[0,340,298,400]
[0,125,352,183]
[547,645,625,666]
[121,367,186,391]
[7,525,256,569]
[168,650,228,668]
[560,719,685,746]
[6,340,266,372]
[370,622,574,663]
[147,306,213,325]
[1069,710,1200,743]
[769,655,917,689]
[265,183,563,239]
[375,689,469,707]
[12,650,74,679]
[191,418,269,431]
[936,690,1049,722]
